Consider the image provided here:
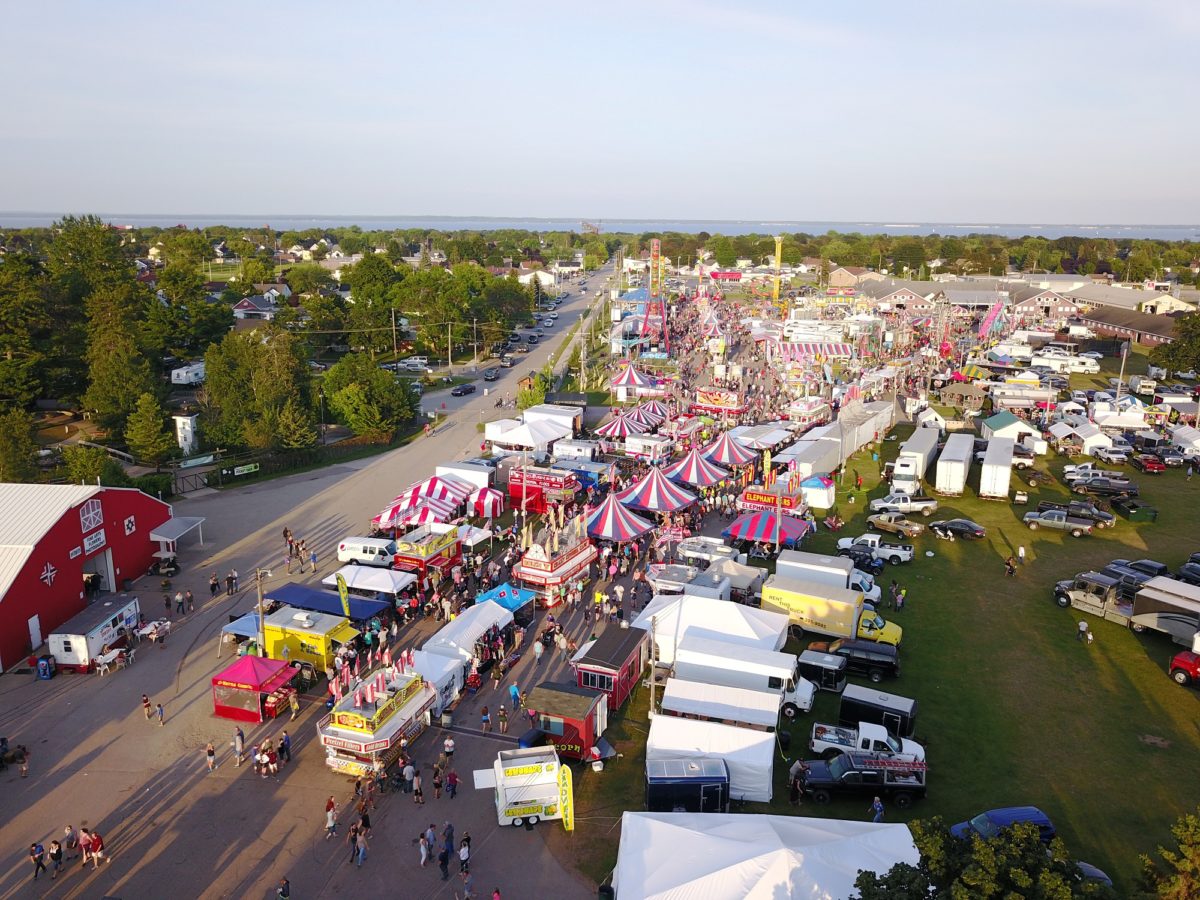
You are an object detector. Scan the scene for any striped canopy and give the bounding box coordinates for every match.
[702,432,758,467]
[774,341,854,360]
[639,399,670,418]
[586,494,654,542]
[399,498,457,526]
[398,475,472,505]
[611,365,653,388]
[615,466,696,512]
[663,448,729,488]
[470,487,505,519]
[627,405,664,428]
[722,510,809,547]
[372,500,410,529]
[703,322,724,338]
[595,414,648,439]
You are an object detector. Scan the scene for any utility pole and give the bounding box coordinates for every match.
[579,312,587,392]
[472,318,478,365]
[447,321,453,376]
[254,567,271,657]
[647,615,658,719]
[391,308,398,357]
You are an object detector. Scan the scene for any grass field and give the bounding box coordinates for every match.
[552,347,1200,894]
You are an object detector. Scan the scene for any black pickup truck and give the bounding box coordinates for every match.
[801,751,927,809]
[1036,500,1116,529]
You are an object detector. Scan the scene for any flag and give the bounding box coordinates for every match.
[365,684,375,704]
[353,689,363,708]
[335,573,351,619]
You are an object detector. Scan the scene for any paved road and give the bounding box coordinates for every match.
[0,265,617,900]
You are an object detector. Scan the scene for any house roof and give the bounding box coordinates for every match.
[0,484,105,601]
[1010,286,1070,304]
[526,681,603,719]
[1078,305,1178,340]
[983,411,1020,430]
[576,626,647,671]
[857,279,941,300]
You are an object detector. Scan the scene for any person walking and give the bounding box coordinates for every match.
[1077,620,1089,642]
[48,840,63,879]
[225,572,235,596]
[533,640,544,666]
[345,824,360,865]
[310,547,319,572]
[480,706,491,734]
[413,769,425,805]
[185,589,194,612]
[458,838,471,873]
[355,828,369,867]
[432,764,444,799]
[870,796,884,823]
[142,693,153,720]
[325,796,338,839]
[403,760,415,794]
[444,735,456,760]
[446,768,459,799]
[63,826,79,860]
[175,591,186,615]
[164,593,172,619]
[419,832,430,866]
[279,730,291,763]
[289,692,300,720]
[508,683,520,708]
[232,727,245,767]
[277,877,291,899]
[457,870,476,900]
[209,573,219,598]
[206,742,217,772]
[438,845,451,881]
[497,705,509,734]
[78,829,94,867]
[30,842,47,880]
[87,831,107,867]
[156,703,165,726]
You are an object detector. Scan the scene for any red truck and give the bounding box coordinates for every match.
[1170,651,1200,686]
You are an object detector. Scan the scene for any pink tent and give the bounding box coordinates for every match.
[586,494,654,542]
[615,466,696,512]
[663,448,729,488]
[398,475,472,505]
[470,487,505,518]
[639,400,670,418]
[626,406,663,428]
[595,414,648,439]
[611,365,653,388]
[702,432,758,467]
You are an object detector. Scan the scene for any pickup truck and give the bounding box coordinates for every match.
[868,493,939,517]
[1022,509,1094,537]
[1170,651,1200,686]
[1093,447,1129,464]
[1062,463,1121,482]
[801,752,927,809]
[1073,478,1138,498]
[809,721,925,761]
[1036,500,1115,529]
[836,534,915,566]
[865,511,926,538]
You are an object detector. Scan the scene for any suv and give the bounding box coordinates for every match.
[1099,563,1153,600]
[951,806,1056,843]
[807,639,899,683]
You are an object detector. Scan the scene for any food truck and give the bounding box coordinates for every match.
[391,524,462,579]
[511,532,598,602]
[317,670,437,777]
[262,607,360,671]
[784,397,832,432]
[473,746,573,829]
[508,466,580,515]
[48,595,141,671]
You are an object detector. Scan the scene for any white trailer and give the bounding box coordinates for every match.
[553,439,600,461]
[170,362,206,385]
[992,342,1034,361]
[522,404,582,436]
[894,427,939,493]
[660,678,781,731]
[979,436,1015,499]
[672,633,814,719]
[473,746,568,828]
[48,596,141,671]
[934,432,974,496]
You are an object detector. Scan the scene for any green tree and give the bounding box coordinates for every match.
[275,397,318,449]
[0,409,39,482]
[330,382,388,438]
[1150,313,1200,373]
[124,392,176,465]
[237,255,275,290]
[82,283,156,432]
[285,262,334,297]
[1142,806,1200,899]
[61,444,129,486]
[323,353,414,434]
[0,252,52,406]
[707,235,736,268]
[46,214,130,306]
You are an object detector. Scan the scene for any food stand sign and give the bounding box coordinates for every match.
[559,763,575,832]
[335,573,351,618]
[694,389,742,412]
[396,527,459,558]
[740,489,803,512]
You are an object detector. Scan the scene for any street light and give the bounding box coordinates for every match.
[318,387,326,444]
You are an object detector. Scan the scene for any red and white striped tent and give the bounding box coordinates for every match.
[586,493,654,542]
[595,414,648,439]
[663,448,729,488]
[627,405,664,428]
[397,475,473,506]
[470,487,505,519]
[639,399,670,419]
[610,365,654,389]
[398,498,457,526]
[615,466,696,513]
[772,341,854,360]
[702,432,758,467]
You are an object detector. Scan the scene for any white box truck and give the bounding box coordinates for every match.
[893,426,939,493]
[775,550,880,603]
[979,436,1015,499]
[934,432,974,496]
[672,634,815,719]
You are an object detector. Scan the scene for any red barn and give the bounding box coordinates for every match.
[573,626,649,712]
[0,484,174,672]
[525,682,608,761]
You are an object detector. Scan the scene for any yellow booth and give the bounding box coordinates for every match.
[262,606,359,671]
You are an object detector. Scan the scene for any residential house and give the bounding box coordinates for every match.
[1076,305,1176,346]
[827,266,884,288]
[232,295,277,321]
[858,279,943,313]
[552,259,584,275]
[518,269,556,288]
[253,283,292,302]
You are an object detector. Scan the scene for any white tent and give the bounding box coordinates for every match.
[422,602,514,665]
[661,679,780,729]
[915,407,945,431]
[410,649,464,716]
[612,811,921,900]
[773,438,842,479]
[1074,422,1113,456]
[1171,423,1200,452]
[486,418,571,452]
[645,717,775,802]
[323,566,416,598]
[630,594,788,665]
[704,558,764,595]
[1047,422,1074,441]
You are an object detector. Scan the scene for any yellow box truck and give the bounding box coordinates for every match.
[761,574,902,645]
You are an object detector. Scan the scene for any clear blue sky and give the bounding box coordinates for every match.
[1,1,1196,222]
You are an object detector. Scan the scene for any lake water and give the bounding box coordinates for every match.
[0,212,1196,240]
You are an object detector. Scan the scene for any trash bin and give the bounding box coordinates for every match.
[777,730,791,752]
[36,655,56,680]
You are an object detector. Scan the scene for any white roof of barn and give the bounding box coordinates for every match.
[0,483,103,600]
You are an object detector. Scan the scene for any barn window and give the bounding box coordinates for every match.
[80,498,103,532]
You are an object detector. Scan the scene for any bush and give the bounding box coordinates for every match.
[131,473,174,498]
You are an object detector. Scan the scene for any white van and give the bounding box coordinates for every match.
[336,537,397,568]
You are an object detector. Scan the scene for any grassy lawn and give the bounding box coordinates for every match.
[559,347,1200,894]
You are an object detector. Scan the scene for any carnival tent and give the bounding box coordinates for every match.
[422,601,515,666]
[639,400,670,419]
[586,493,655,542]
[799,475,836,509]
[629,405,665,427]
[646,717,775,802]
[211,656,295,723]
[322,566,416,599]
[399,499,457,526]
[630,594,788,664]
[470,487,505,519]
[477,582,538,626]
[702,432,758,467]
[595,414,648,439]
[616,466,697,513]
[402,475,473,504]
[662,448,729,488]
[723,511,809,547]
[612,811,921,900]
[611,365,654,389]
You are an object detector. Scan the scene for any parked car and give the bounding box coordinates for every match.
[1174,562,1200,586]
[449,383,477,397]
[1079,351,1104,360]
[1170,650,1200,686]
[929,518,987,540]
[802,752,927,809]
[542,319,555,328]
[1093,447,1129,464]
[836,547,886,576]
[867,493,939,517]
[807,639,900,683]
[1098,563,1153,601]
[1157,448,1185,467]
[952,806,1057,843]
[1022,509,1093,537]
[1110,557,1169,578]
[498,356,515,368]
[865,512,926,538]
[482,369,500,382]
[1073,478,1138,498]
[836,534,915,566]
[1130,453,1165,473]
[1176,369,1198,380]
[526,334,539,344]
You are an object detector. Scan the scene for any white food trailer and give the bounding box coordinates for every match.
[48,595,142,671]
[473,746,573,829]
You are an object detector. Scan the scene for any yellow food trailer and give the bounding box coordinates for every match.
[262,606,359,671]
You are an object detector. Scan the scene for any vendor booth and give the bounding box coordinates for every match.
[262,607,359,671]
[392,524,463,579]
[322,567,416,605]
[410,649,464,718]
[478,582,538,627]
[571,625,649,712]
[422,601,517,689]
[799,474,836,509]
[692,387,747,416]
[512,533,598,599]
[508,466,580,515]
[218,611,262,658]
[48,595,141,672]
[783,397,832,431]
[524,682,609,761]
[211,656,296,723]
[317,670,436,777]
[736,483,808,517]
[266,582,391,624]
[704,558,765,603]
[646,716,774,802]
[631,594,788,665]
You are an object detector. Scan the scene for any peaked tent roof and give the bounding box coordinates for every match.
[616,466,696,512]
[586,493,654,542]
[612,811,920,900]
[595,414,648,439]
[212,655,293,692]
[611,365,653,388]
[702,432,758,467]
[662,448,729,487]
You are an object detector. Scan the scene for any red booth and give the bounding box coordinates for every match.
[211,656,296,724]
[508,467,579,515]
[572,626,649,712]
[525,682,608,761]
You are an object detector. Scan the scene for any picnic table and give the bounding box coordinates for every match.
[95,649,123,676]
[138,620,171,643]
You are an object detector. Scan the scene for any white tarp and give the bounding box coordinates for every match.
[422,602,514,663]
[645,717,775,803]
[323,566,416,597]
[661,678,780,729]
[612,811,921,900]
[704,558,764,594]
[410,649,464,716]
[630,594,788,665]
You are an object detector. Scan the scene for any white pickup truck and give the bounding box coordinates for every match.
[809,721,925,761]
[868,493,939,517]
[836,533,915,566]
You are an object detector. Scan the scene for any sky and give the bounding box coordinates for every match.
[1,0,1197,223]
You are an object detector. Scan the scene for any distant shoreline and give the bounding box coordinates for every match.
[1,212,1196,240]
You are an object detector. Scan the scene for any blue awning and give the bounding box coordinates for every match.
[264,582,390,622]
[478,582,537,613]
[222,612,261,639]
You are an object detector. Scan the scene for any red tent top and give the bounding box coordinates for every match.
[212,655,293,693]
